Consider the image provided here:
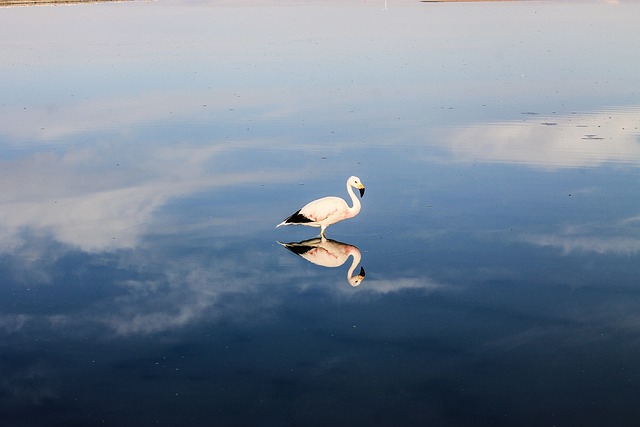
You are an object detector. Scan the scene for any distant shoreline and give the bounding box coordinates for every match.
[0,0,131,6]
[0,0,519,6]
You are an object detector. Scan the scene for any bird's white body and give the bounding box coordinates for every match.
[277,176,365,238]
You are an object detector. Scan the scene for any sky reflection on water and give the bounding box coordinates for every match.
[1,1,640,426]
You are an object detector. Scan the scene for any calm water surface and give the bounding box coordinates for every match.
[1,1,640,426]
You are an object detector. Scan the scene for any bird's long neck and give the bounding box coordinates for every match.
[346,182,361,217]
[346,249,362,279]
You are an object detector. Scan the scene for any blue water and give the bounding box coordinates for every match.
[1,1,640,426]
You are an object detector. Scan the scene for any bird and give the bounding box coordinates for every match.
[278,237,366,287]
[277,176,365,238]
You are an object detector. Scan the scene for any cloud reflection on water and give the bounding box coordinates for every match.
[0,246,448,338]
[0,142,292,253]
[521,214,640,255]
[444,107,640,169]
[2,105,638,338]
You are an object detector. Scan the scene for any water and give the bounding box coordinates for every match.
[1,1,640,425]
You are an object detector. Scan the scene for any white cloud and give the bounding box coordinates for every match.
[520,215,640,255]
[98,268,453,336]
[0,143,293,253]
[0,315,31,333]
[0,89,266,143]
[443,107,640,169]
[354,277,445,294]
[523,233,640,255]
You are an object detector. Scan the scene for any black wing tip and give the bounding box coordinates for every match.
[283,209,314,224]
[283,244,314,256]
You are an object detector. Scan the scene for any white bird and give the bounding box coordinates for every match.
[277,176,365,238]
[279,237,366,287]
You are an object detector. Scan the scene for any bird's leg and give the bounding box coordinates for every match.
[320,227,327,240]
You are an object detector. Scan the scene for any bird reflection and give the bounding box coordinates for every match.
[278,238,366,287]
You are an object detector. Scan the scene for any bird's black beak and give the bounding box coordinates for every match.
[359,266,366,277]
[359,187,365,198]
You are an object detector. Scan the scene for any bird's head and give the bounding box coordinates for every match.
[348,176,366,198]
[349,266,366,287]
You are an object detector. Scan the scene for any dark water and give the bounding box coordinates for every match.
[1,1,640,426]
